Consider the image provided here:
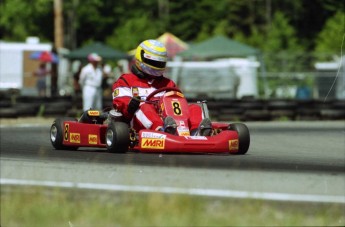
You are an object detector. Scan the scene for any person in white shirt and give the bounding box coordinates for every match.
[79,53,103,111]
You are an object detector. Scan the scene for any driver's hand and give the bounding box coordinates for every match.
[127,96,141,114]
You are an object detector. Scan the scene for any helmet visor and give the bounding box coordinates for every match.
[141,50,166,69]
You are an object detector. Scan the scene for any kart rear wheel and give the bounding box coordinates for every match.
[50,117,78,150]
[106,121,130,153]
[228,123,250,155]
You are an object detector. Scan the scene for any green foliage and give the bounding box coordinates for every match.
[106,15,164,52]
[264,12,301,52]
[0,0,53,41]
[234,27,265,51]
[263,12,304,72]
[167,1,203,41]
[0,0,342,67]
[195,24,211,42]
[212,20,229,37]
[314,11,345,60]
[235,11,305,72]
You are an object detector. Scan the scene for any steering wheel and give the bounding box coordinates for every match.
[145,87,182,101]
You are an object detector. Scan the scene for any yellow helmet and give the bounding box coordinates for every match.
[135,39,167,77]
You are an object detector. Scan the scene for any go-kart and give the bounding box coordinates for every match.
[50,87,250,154]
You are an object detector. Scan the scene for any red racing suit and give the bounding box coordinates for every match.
[112,72,203,132]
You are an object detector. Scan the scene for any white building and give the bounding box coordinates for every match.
[0,37,70,96]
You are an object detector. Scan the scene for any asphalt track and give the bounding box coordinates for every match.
[1,120,344,203]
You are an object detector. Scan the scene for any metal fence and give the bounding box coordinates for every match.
[261,70,344,100]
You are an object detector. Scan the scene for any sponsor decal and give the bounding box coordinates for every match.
[144,53,152,59]
[70,133,81,143]
[184,136,207,140]
[177,126,190,136]
[88,110,100,116]
[179,131,190,136]
[88,134,98,144]
[132,87,139,97]
[229,139,239,151]
[113,88,119,97]
[144,90,149,96]
[142,132,166,139]
[176,92,184,97]
[141,138,165,149]
[64,123,69,141]
[143,53,165,61]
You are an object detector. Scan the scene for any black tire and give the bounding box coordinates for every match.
[0,107,17,118]
[50,117,78,150]
[44,102,72,117]
[106,121,130,153]
[228,123,250,155]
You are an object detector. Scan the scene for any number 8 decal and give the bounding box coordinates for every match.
[172,101,182,115]
[64,123,69,141]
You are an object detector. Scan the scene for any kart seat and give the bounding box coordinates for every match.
[79,110,107,124]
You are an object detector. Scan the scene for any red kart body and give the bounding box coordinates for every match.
[61,120,239,153]
[51,88,249,154]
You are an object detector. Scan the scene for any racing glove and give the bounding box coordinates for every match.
[127,96,141,114]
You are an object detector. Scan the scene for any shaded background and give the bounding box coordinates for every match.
[0,0,344,119]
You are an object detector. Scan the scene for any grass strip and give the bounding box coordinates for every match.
[1,186,344,226]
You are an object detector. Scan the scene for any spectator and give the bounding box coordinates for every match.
[33,62,50,97]
[79,53,103,111]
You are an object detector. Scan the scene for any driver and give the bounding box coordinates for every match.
[112,39,211,136]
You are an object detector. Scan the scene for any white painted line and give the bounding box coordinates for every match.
[1,178,344,204]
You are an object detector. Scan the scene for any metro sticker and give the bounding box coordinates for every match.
[229,139,239,151]
[70,133,81,143]
[141,138,165,149]
[64,123,69,141]
[88,134,98,144]
[88,110,100,116]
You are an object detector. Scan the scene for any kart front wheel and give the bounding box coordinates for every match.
[50,117,78,150]
[106,121,130,153]
[228,123,250,155]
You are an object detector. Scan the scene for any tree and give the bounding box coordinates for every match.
[262,11,304,72]
[0,0,53,41]
[106,15,164,52]
[314,11,345,60]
